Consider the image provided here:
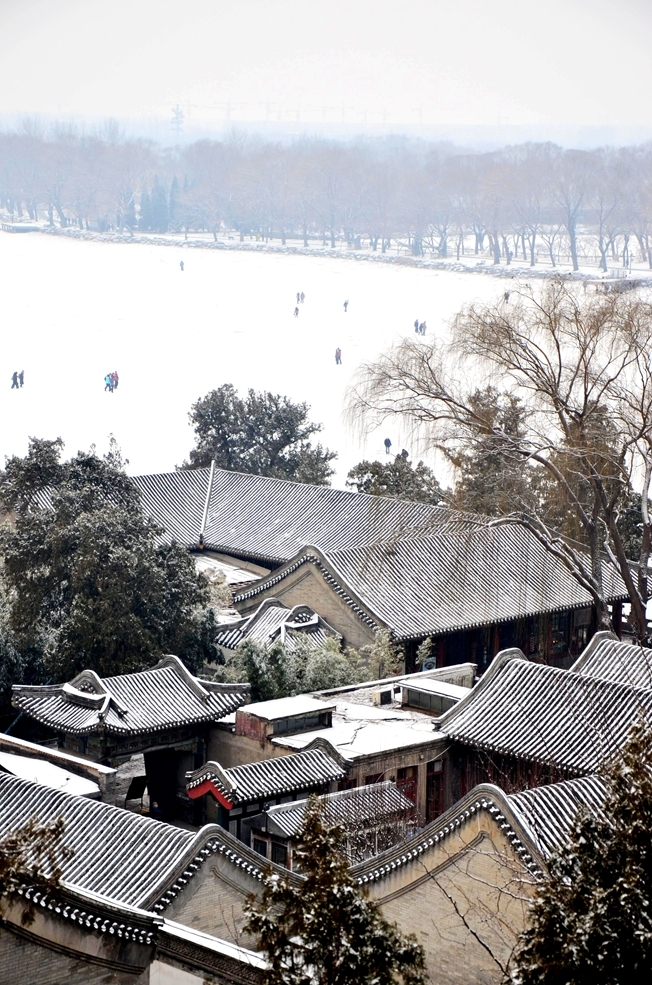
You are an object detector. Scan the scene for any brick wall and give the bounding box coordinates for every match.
[0,925,147,985]
[234,711,269,742]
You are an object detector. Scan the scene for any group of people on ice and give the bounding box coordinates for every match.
[414,319,427,335]
[10,370,24,389]
[104,371,119,393]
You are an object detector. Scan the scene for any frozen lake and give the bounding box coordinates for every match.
[0,233,505,486]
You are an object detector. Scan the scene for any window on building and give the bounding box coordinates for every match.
[551,612,570,655]
[271,842,287,867]
[365,773,383,785]
[253,838,268,858]
[272,712,331,736]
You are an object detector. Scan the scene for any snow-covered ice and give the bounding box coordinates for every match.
[0,233,505,486]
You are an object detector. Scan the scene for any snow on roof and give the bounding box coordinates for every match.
[401,679,470,701]
[436,649,652,774]
[264,781,415,839]
[0,751,101,798]
[570,632,652,688]
[186,748,346,806]
[12,654,250,736]
[134,466,479,563]
[274,714,441,759]
[241,694,336,721]
[508,775,608,858]
[237,529,628,640]
[194,551,260,585]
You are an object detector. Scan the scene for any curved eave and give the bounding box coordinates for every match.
[11,706,234,738]
[392,592,630,642]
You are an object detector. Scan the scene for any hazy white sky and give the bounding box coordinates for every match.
[1,0,651,127]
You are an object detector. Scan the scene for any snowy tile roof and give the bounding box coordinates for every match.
[215,598,340,652]
[262,780,415,839]
[11,655,249,737]
[275,714,444,760]
[236,525,628,640]
[132,468,208,546]
[0,773,268,911]
[436,650,652,774]
[508,775,608,857]
[134,466,480,562]
[186,748,346,807]
[0,751,100,798]
[570,632,652,688]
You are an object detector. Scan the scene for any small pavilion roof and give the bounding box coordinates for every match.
[262,780,415,839]
[11,655,249,736]
[215,598,340,653]
[186,747,346,808]
[235,525,628,641]
[435,648,652,774]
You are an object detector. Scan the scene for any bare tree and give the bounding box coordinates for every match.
[348,282,652,641]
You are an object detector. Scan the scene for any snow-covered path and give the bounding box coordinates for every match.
[0,233,504,486]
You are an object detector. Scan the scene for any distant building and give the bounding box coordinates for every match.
[132,467,628,671]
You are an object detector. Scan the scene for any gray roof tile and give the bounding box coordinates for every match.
[186,748,346,806]
[437,652,652,773]
[236,525,628,639]
[12,655,249,736]
[509,775,608,857]
[571,635,652,688]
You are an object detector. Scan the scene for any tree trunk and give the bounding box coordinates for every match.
[530,232,537,266]
[568,222,579,271]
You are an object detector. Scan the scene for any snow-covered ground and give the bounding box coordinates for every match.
[0,232,506,486]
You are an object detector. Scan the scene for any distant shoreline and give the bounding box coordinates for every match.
[35,226,651,285]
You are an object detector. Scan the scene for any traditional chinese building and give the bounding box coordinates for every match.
[433,631,652,812]
[11,655,250,822]
[185,745,347,839]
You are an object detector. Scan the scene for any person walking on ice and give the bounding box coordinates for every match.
[294,306,300,317]
[18,370,24,387]
[296,292,301,304]
[300,292,305,303]
[343,300,349,312]
[104,374,114,392]
[414,318,419,332]
[335,347,342,364]
[180,260,184,271]
[10,371,18,389]
[384,437,392,455]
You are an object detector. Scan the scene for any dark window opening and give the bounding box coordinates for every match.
[271,842,287,867]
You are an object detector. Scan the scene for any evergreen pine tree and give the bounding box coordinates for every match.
[509,723,652,983]
[168,176,180,231]
[244,796,426,985]
[150,175,168,232]
[139,189,152,231]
